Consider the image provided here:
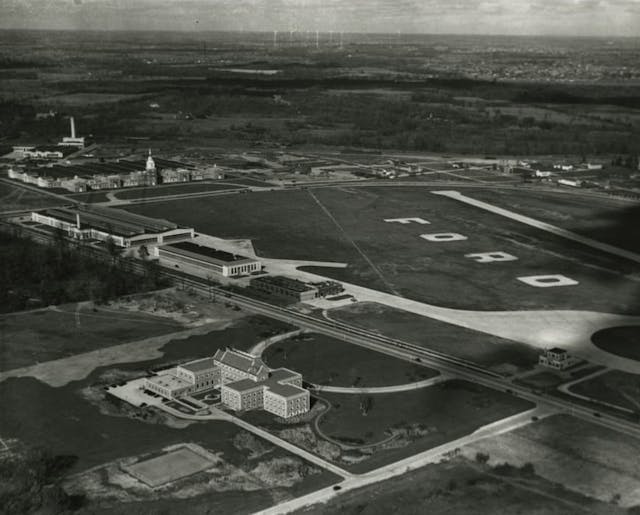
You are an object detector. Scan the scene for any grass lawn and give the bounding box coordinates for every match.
[465,414,640,508]
[0,304,183,371]
[515,371,566,390]
[330,302,539,369]
[262,333,438,387]
[114,182,243,200]
[66,191,110,203]
[317,380,534,473]
[569,370,640,412]
[126,186,639,313]
[0,182,66,212]
[297,458,620,515]
[468,187,640,254]
[591,326,640,361]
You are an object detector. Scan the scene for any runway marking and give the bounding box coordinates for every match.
[432,190,640,265]
[307,190,401,297]
[465,251,518,263]
[517,275,579,288]
[420,232,468,242]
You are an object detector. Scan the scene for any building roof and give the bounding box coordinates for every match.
[548,347,568,354]
[178,357,216,373]
[40,205,178,238]
[223,378,265,393]
[252,275,316,293]
[162,241,257,265]
[266,382,307,398]
[146,373,191,391]
[268,368,301,382]
[213,348,269,377]
[222,365,306,398]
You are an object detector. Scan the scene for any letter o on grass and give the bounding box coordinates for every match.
[420,233,468,242]
[517,275,579,288]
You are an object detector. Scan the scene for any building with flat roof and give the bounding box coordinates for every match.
[157,241,261,277]
[251,275,319,302]
[31,205,194,248]
[539,347,580,370]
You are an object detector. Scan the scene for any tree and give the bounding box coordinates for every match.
[137,245,149,261]
[104,237,120,264]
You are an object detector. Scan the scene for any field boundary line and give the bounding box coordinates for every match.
[306,190,401,296]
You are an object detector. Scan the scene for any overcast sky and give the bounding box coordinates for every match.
[1,0,638,36]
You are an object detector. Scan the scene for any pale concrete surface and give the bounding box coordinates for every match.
[197,235,640,375]
[313,374,447,394]
[0,321,233,387]
[248,328,307,356]
[255,406,556,515]
[433,189,640,264]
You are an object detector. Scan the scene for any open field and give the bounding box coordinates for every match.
[316,380,533,473]
[570,370,640,412]
[468,187,640,254]
[262,332,438,387]
[330,302,538,369]
[126,186,640,313]
[66,191,110,203]
[0,304,182,371]
[296,458,623,515]
[462,414,640,507]
[114,181,243,200]
[0,182,66,212]
[592,325,640,360]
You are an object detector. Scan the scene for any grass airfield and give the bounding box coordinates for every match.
[128,185,640,314]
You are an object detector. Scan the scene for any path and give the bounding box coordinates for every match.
[248,328,307,356]
[0,320,233,387]
[158,403,353,479]
[255,406,556,515]
[313,374,447,394]
[307,189,400,296]
[557,367,635,413]
[197,233,640,375]
[433,189,640,264]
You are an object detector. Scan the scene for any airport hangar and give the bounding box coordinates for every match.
[31,205,194,248]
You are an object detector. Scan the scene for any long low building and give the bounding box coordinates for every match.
[31,205,194,248]
[156,241,261,277]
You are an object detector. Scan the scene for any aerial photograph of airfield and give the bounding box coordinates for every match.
[1,4,640,515]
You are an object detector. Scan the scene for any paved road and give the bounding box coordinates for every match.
[159,403,354,479]
[313,374,447,394]
[255,406,556,515]
[433,189,640,264]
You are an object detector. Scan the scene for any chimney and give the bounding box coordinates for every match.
[70,117,76,139]
[76,212,81,229]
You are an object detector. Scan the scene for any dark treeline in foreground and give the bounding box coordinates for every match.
[0,446,84,515]
[0,231,168,313]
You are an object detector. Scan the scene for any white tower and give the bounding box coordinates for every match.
[146,149,156,172]
[70,116,76,139]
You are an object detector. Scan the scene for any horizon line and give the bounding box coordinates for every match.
[0,27,638,39]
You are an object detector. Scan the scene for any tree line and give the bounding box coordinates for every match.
[0,230,168,313]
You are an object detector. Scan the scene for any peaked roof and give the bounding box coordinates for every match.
[213,348,268,377]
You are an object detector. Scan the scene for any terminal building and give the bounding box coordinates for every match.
[143,348,310,419]
[156,241,261,277]
[31,205,194,248]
